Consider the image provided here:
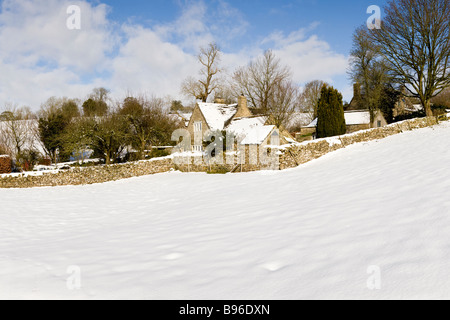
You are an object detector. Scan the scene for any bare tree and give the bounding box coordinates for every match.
[232,50,299,127]
[0,105,37,159]
[369,0,450,117]
[0,143,10,156]
[299,80,328,121]
[213,75,237,104]
[182,43,222,102]
[349,26,390,123]
[233,50,291,113]
[91,87,110,103]
[267,80,301,128]
[37,97,63,119]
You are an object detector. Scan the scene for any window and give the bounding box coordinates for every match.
[193,145,203,152]
[194,121,202,132]
[377,120,382,128]
[270,130,280,146]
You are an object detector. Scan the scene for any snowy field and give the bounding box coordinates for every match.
[1,122,450,300]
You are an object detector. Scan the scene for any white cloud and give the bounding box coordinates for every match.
[0,0,114,71]
[108,25,198,100]
[263,26,349,84]
[0,0,115,107]
[0,0,351,110]
[155,1,212,51]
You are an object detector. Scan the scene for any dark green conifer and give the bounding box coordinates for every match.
[316,85,346,138]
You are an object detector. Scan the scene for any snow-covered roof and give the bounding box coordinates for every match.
[198,103,237,131]
[168,113,180,121]
[178,112,192,121]
[305,118,318,128]
[226,116,267,137]
[305,111,371,128]
[407,104,424,112]
[240,125,276,145]
[169,112,192,127]
[345,111,371,125]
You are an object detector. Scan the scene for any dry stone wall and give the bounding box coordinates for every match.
[0,117,444,189]
[279,117,441,170]
[0,158,173,189]
[173,149,270,173]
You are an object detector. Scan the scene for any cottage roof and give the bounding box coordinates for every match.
[305,118,318,128]
[240,125,276,145]
[179,112,192,127]
[178,112,192,122]
[407,104,424,112]
[344,111,371,125]
[305,110,372,128]
[169,112,192,127]
[193,100,293,146]
[226,116,267,137]
[198,102,237,131]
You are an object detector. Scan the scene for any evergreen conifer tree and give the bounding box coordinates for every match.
[316,85,346,138]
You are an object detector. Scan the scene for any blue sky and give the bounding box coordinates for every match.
[0,0,389,108]
[101,0,387,54]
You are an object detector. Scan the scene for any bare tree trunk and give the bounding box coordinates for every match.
[424,100,433,117]
[140,139,146,160]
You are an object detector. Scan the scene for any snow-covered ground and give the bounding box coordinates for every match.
[1,122,450,300]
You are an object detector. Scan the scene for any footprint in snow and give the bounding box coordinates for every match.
[261,262,285,272]
[164,253,184,261]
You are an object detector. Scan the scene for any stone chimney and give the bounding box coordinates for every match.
[214,97,226,104]
[234,96,252,119]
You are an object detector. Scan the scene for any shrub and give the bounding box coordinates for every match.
[70,161,99,168]
[17,149,40,171]
[394,110,426,122]
[146,148,171,159]
[432,104,447,117]
[38,157,52,166]
[207,165,230,174]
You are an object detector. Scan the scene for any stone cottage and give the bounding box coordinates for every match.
[297,83,388,139]
[300,109,388,139]
[348,83,425,119]
[186,96,294,161]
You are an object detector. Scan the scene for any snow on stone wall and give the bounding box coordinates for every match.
[279,117,442,170]
[0,117,445,188]
[0,158,173,188]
